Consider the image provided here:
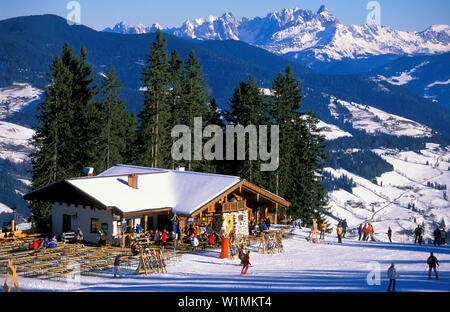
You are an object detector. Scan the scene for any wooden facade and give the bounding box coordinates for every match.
[175,179,291,235]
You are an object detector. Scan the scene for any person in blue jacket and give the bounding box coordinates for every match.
[259,221,268,233]
[358,224,363,241]
[342,219,348,238]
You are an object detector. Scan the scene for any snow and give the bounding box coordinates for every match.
[0,83,42,119]
[0,202,13,214]
[105,8,450,62]
[30,165,242,216]
[9,227,450,292]
[327,96,432,137]
[315,120,352,140]
[376,61,429,86]
[326,145,449,247]
[0,121,35,162]
[426,79,450,88]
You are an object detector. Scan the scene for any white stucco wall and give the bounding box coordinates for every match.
[51,203,117,243]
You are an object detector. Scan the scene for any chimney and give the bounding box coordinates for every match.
[83,167,94,177]
[128,174,138,189]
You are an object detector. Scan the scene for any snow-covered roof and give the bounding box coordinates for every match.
[26,165,242,216]
[95,164,241,215]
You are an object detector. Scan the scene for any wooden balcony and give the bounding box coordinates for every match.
[221,200,246,213]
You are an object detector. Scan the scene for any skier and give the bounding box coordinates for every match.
[297,218,302,229]
[387,263,399,292]
[368,223,375,241]
[336,223,343,243]
[320,221,327,240]
[241,251,251,275]
[113,254,121,278]
[433,227,441,246]
[387,227,392,243]
[427,252,439,279]
[414,225,422,244]
[358,224,363,241]
[440,228,447,245]
[342,219,348,238]
[363,224,369,241]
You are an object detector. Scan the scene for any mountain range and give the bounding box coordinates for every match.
[1,14,449,136]
[104,5,450,72]
[0,11,449,229]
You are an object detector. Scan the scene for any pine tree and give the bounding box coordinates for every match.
[29,43,100,231]
[136,30,172,168]
[178,49,214,172]
[268,65,328,223]
[226,75,270,187]
[29,51,73,231]
[269,65,302,199]
[97,64,135,172]
[168,50,185,169]
[69,45,102,174]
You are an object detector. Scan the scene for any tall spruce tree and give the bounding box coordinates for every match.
[136,30,172,168]
[269,65,328,223]
[168,50,185,169]
[69,45,102,173]
[29,43,100,231]
[97,64,135,172]
[226,75,270,187]
[179,50,214,172]
[270,65,302,199]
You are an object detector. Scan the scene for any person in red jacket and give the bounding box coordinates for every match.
[208,233,216,245]
[241,251,251,275]
[29,239,40,250]
[161,229,168,246]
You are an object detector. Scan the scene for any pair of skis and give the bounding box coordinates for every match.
[138,249,167,274]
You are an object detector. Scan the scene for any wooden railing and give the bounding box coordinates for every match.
[221,200,246,212]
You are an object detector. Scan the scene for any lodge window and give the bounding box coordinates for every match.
[90,218,100,233]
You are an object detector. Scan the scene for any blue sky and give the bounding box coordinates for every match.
[1,0,449,31]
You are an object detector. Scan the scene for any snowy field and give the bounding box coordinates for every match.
[0,121,34,163]
[0,82,42,119]
[9,227,449,292]
[326,144,449,245]
[327,96,432,137]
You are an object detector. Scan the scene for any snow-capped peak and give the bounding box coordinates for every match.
[317,4,330,15]
[104,6,450,61]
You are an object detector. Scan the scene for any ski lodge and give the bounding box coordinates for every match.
[23,165,291,243]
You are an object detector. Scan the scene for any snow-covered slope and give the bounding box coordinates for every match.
[0,83,42,120]
[14,227,450,292]
[327,96,432,137]
[369,52,450,110]
[0,121,34,162]
[104,6,450,62]
[0,202,13,214]
[316,119,352,140]
[325,144,450,245]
